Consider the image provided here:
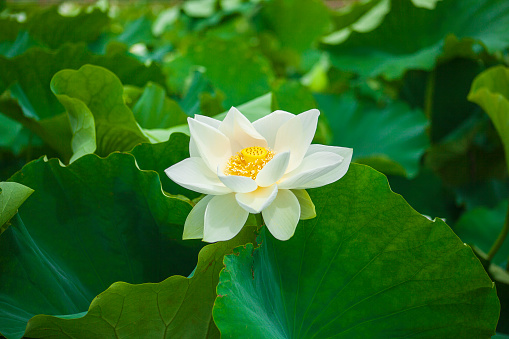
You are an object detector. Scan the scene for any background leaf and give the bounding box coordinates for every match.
[26,7,109,49]
[0,43,166,121]
[455,200,509,267]
[51,64,148,160]
[315,92,429,177]
[327,0,509,79]
[132,82,188,129]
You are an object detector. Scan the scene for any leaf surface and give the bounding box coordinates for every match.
[214,164,500,338]
[51,65,148,161]
[0,151,202,339]
[327,0,509,79]
[315,92,429,177]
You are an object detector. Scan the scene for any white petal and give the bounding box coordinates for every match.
[235,185,278,214]
[273,109,320,173]
[255,151,290,187]
[252,110,294,149]
[217,168,258,193]
[299,144,353,188]
[219,107,267,152]
[195,114,221,129]
[189,138,199,158]
[277,151,344,189]
[203,193,249,242]
[165,158,231,195]
[188,118,232,172]
[182,195,213,239]
[189,115,221,157]
[262,189,300,241]
[291,189,316,220]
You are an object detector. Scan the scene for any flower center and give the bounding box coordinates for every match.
[224,146,274,179]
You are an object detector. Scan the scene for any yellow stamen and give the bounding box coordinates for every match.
[225,147,274,179]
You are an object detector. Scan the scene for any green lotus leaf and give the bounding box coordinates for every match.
[0,181,33,235]
[260,0,331,52]
[0,43,165,121]
[0,151,204,339]
[132,82,188,130]
[186,37,274,107]
[22,226,257,339]
[213,164,500,338]
[26,7,109,49]
[468,65,509,174]
[327,0,509,79]
[51,64,148,162]
[315,92,429,178]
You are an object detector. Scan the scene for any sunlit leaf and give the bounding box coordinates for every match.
[51,65,148,161]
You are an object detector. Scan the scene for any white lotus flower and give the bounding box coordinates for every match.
[165,107,352,242]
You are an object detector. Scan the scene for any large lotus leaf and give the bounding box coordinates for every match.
[315,92,429,178]
[327,0,509,79]
[51,65,148,161]
[0,43,166,120]
[0,151,204,339]
[468,65,509,174]
[260,0,330,52]
[0,181,33,235]
[21,226,257,339]
[455,200,509,267]
[26,7,109,49]
[132,82,188,130]
[186,37,274,107]
[213,164,500,338]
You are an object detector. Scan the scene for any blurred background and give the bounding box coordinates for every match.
[1,0,509,333]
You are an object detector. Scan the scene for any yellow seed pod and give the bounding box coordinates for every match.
[241,147,268,163]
